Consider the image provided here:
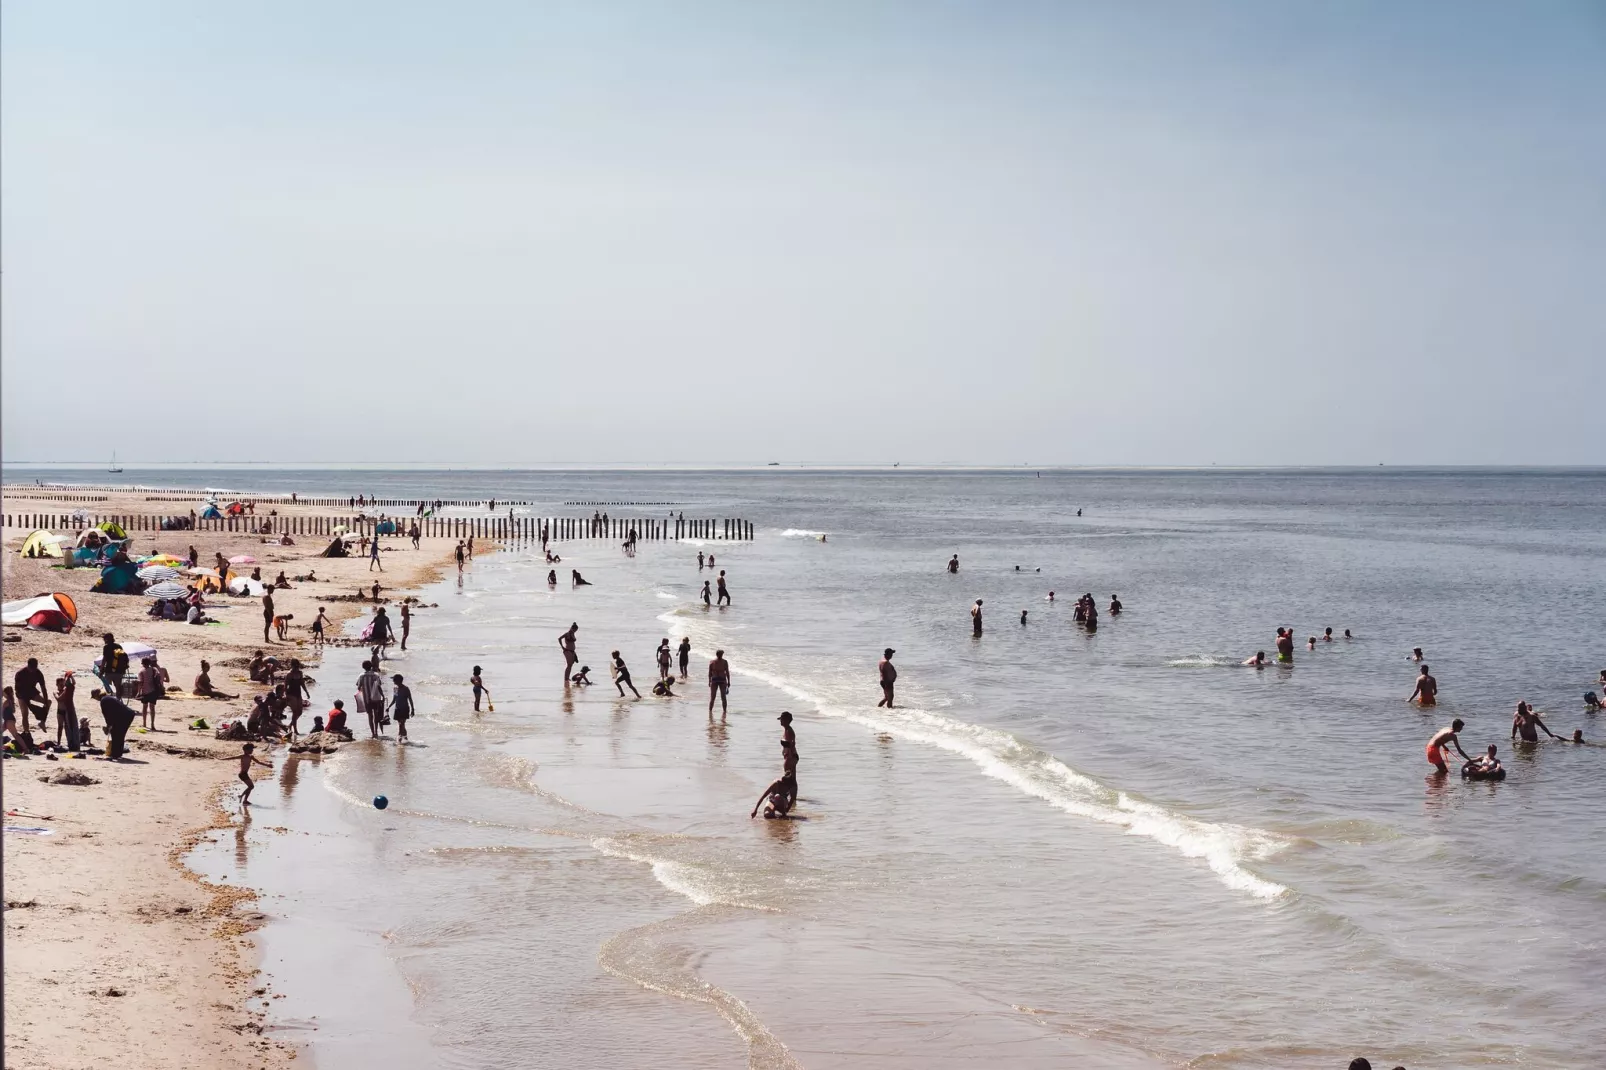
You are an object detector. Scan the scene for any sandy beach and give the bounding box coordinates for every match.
[3,487,462,1069]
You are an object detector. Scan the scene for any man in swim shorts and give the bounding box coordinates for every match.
[1409,665,1438,706]
[877,648,897,707]
[1274,628,1294,662]
[708,649,730,719]
[948,555,959,574]
[1426,720,1472,774]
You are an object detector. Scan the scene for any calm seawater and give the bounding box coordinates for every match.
[24,468,1606,1067]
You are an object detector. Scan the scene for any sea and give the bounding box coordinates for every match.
[12,466,1606,1068]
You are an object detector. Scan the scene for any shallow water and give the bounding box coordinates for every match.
[100,467,1606,1067]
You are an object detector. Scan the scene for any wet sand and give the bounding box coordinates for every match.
[2,487,461,1069]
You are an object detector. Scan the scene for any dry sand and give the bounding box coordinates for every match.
[3,487,467,1068]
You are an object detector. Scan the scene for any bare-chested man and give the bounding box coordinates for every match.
[1409,665,1438,706]
[971,599,983,636]
[1511,700,1560,743]
[708,649,730,719]
[877,648,897,707]
[1426,719,1472,774]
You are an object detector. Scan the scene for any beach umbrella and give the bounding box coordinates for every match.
[144,581,189,599]
[146,554,185,566]
[186,567,220,578]
[137,565,181,582]
[229,554,256,565]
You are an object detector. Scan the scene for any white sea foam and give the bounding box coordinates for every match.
[779,529,827,538]
[1166,655,1243,668]
[591,836,780,912]
[661,612,1290,900]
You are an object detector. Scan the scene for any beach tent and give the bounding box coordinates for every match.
[227,576,267,597]
[1,592,79,632]
[320,536,351,558]
[376,520,397,534]
[199,504,223,520]
[92,561,141,594]
[225,502,246,517]
[18,530,65,559]
[96,520,129,540]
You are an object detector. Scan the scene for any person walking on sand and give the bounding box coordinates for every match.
[656,639,673,681]
[611,651,641,698]
[220,743,273,807]
[311,605,330,645]
[716,570,731,606]
[455,540,466,574]
[559,624,580,685]
[369,534,383,571]
[1426,719,1472,774]
[878,648,898,708]
[709,649,731,719]
[136,657,164,729]
[389,675,414,741]
[1409,665,1439,706]
[471,666,489,711]
[971,599,984,636]
[677,637,691,679]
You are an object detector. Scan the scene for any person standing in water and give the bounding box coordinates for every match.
[716,570,731,606]
[677,637,691,679]
[389,674,414,741]
[971,599,984,635]
[220,743,273,807]
[656,639,673,681]
[400,602,411,651]
[1274,627,1294,662]
[1426,719,1472,773]
[708,649,731,719]
[1511,700,1560,743]
[1109,595,1122,616]
[1409,665,1439,706]
[877,649,897,708]
[948,555,960,574]
[559,623,579,684]
[700,580,712,606]
[698,551,705,570]
[455,540,466,574]
[471,665,489,711]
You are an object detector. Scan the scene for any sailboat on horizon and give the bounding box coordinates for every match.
[108,451,123,473]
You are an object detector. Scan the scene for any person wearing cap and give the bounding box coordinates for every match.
[877,649,898,708]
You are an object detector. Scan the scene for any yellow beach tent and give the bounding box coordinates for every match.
[18,530,64,559]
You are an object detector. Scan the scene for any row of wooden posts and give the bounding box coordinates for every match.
[2,512,755,542]
[2,486,530,508]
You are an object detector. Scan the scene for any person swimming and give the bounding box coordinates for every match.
[1426,720,1472,773]
[1243,651,1267,669]
[1323,627,1333,642]
[1411,647,1425,661]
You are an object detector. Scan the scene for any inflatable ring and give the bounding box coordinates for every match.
[1461,767,1506,781]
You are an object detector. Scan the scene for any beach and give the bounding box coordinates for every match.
[5,468,1606,1069]
[3,486,459,1069]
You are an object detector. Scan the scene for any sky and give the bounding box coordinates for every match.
[3,1,1603,467]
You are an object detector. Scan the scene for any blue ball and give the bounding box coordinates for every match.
[373,795,389,810]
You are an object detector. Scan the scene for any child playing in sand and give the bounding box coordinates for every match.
[220,743,273,806]
[311,606,330,644]
[274,613,295,641]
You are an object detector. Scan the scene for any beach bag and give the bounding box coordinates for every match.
[109,645,129,677]
[353,691,367,715]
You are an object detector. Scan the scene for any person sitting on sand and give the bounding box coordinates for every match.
[193,661,238,700]
[571,666,592,686]
[219,743,273,807]
[1511,700,1561,743]
[1427,720,1473,774]
[547,569,557,587]
[1463,744,1503,778]
[272,571,292,589]
[325,700,352,739]
[1244,651,1267,668]
[572,569,591,587]
[1409,665,1438,706]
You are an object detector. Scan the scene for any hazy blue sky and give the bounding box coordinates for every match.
[3,2,1602,466]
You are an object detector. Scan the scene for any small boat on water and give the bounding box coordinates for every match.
[108,451,123,473]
